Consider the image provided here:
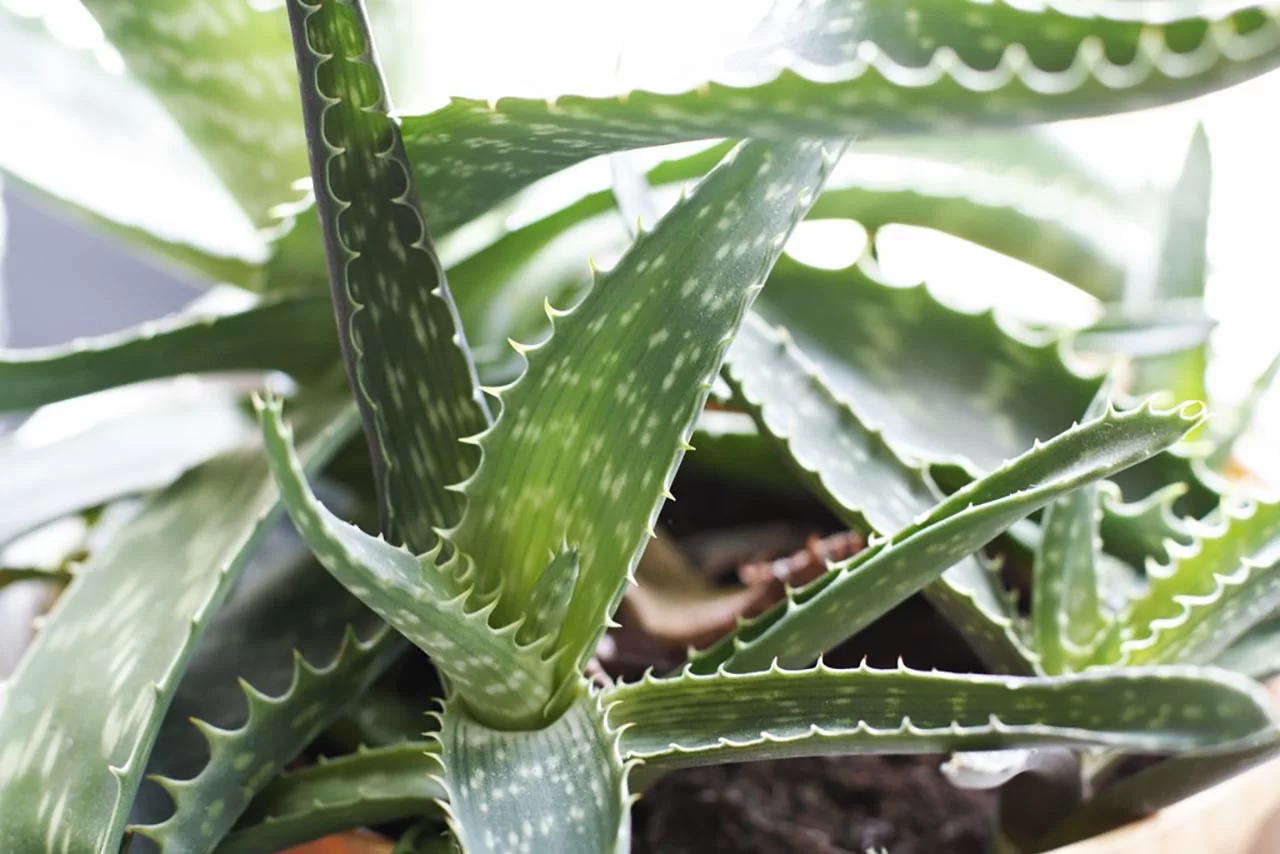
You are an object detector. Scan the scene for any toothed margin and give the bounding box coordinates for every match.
[601,659,1280,771]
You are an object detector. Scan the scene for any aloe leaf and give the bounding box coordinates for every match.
[0,379,358,854]
[1111,491,1280,665]
[435,693,631,854]
[287,0,491,552]
[0,385,252,547]
[81,0,309,228]
[723,311,1031,672]
[1032,382,1114,673]
[0,294,335,412]
[219,743,444,854]
[1115,497,1280,667]
[690,401,1202,674]
[451,138,838,685]
[1208,350,1280,471]
[401,0,1280,233]
[1128,124,1213,406]
[1099,481,1196,568]
[1216,613,1280,679]
[258,397,562,728]
[754,256,1099,474]
[606,663,1276,773]
[131,548,405,852]
[0,566,73,590]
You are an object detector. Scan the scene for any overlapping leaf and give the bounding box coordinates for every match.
[0,379,358,854]
[288,0,490,552]
[607,662,1278,771]
[690,400,1202,675]
[401,0,1280,233]
[450,139,839,688]
[435,694,630,854]
[0,293,335,412]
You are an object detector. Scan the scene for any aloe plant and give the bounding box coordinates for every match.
[1,0,1278,851]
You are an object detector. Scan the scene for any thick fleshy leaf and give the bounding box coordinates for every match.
[450,138,838,684]
[258,396,558,729]
[690,400,1203,674]
[81,0,309,228]
[606,662,1278,772]
[1128,125,1213,406]
[1208,350,1280,471]
[1031,381,1113,673]
[753,256,1099,474]
[0,293,335,412]
[1216,614,1280,680]
[401,0,1280,233]
[435,693,630,854]
[1099,481,1196,569]
[1114,496,1280,666]
[0,383,252,548]
[131,546,405,852]
[221,744,444,854]
[723,311,1031,672]
[0,380,358,854]
[287,0,490,552]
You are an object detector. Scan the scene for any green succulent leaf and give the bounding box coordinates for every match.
[1208,350,1280,471]
[1216,613,1280,680]
[0,294,336,412]
[450,138,838,685]
[690,400,1203,674]
[81,0,309,228]
[1032,381,1114,673]
[723,311,1031,672]
[220,743,444,854]
[1114,496,1280,667]
[1128,124,1213,406]
[435,693,630,854]
[0,384,252,548]
[132,549,405,852]
[0,379,358,854]
[753,256,1099,474]
[1099,481,1196,569]
[258,395,561,728]
[0,566,73,590]
[401,0,1280,233]
[287,0,492,552]
[607,663,1278,773]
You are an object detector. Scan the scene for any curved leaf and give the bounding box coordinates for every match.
[0,294,335,412]
[401,0,1280,232]
[287,0,491,552]
[450,139,838,685]
[690,400,1203,674]
[607,662,1278,772]
[0,379,358,854]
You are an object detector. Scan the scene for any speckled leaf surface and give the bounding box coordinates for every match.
[259,397,559,728]
[0,293,335,412]
[0,387,252,547]
[288,0,490,553]
[753,257,1099,474]
[723,312,1030,672]
[0,381,358,854]
[450,139,838,686]
[607,663,1278,772]
[132,548,405,852]
[401,0,1280,233]
[221,744,444,854]
[1113,497,1280,666]
[690,401,1202,674]
[1032,382,1113,673]
[81,0,309,228]
[437,694,630,854]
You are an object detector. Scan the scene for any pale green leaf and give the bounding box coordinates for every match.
[450,139,838,685]
[690,400,1203,674]
[0,294,335,412]
[220,744,444,854]
[0,378,358,854]
[401,0,1280,233]
[287,0,490,552]
[1099,481,1196,569]
[82,0,309,228]
[436,693,630,854]
[607,663,1278,773]
[1216,613,1280,680]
